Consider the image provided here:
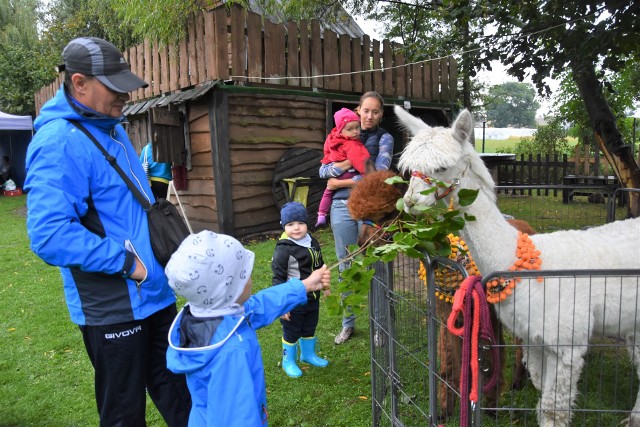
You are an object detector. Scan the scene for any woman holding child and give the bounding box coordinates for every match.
[318,91,394,344]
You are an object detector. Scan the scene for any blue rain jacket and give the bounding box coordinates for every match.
[24,85,175,325]
[140,142,172,182]
[167,280,308,427]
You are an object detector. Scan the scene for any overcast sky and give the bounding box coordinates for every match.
[353,16,557,118]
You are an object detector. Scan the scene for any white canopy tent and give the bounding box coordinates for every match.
[0,111,33,131]
[0,111,33,188]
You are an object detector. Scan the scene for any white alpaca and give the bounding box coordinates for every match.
[395,106,640,427]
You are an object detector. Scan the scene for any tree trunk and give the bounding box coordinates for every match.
[570,58,640,217]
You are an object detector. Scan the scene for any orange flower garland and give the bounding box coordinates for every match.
[486,232,543,304]
[419,232,543,304]
[419,234,480,303]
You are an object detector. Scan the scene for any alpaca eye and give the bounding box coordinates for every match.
[434,167,446,173]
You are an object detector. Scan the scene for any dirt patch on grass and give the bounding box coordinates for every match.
[14,205,27,217]
[239,230,281,245]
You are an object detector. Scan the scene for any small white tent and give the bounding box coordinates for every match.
[0,111,33,189]
[0,111,33,131]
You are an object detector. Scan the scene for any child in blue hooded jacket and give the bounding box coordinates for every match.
[165,230,330,427]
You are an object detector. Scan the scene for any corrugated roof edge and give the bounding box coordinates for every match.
[123,80,220,116]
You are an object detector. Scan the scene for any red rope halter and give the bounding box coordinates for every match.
[410,170,459,200]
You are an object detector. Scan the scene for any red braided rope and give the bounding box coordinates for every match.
[447,275,501,426]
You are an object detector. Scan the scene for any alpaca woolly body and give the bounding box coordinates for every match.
[348,169,530,420]
[396,105,640,427]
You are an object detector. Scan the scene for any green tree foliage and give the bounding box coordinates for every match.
[0,0,144,114]
[487,0,640,212]
[555,58,640,150]
[41,0,141,54]
[0,42,54,114]
[0,0,55,114]
[363,0,488,111]
[110,0,348,46]
[110,0,197,46]
[485,82,539,128]
[514,119,570,157]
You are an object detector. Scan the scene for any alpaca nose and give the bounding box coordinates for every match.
[404,195,415,211]
[403,187,416,209]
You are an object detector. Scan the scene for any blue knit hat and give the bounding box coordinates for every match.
[280,202,308,227]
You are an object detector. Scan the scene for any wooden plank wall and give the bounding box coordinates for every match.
[35,5,457,113]
[174,98,218,233]
[165,92,325,236]
[227,93,326,236]
[124,118,149,153]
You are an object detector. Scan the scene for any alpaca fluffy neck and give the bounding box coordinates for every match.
[453,178,519,276]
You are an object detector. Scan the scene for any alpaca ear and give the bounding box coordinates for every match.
[451,109,473,144]
[394,105,429,136]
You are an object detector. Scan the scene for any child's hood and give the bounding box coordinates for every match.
[167,306,248,373]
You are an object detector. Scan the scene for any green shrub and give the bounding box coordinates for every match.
[514,119,572,157]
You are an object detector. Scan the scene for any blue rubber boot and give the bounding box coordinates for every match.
[299,336,329,367]
[282,339,302,378]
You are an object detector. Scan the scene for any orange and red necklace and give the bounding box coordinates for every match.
[486,232,542,304]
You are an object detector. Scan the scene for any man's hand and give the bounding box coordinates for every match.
[129,255,147,281]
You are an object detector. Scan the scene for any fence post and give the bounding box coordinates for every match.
[425,255,440,424]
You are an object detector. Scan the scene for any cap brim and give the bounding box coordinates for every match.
[96,71,148,94]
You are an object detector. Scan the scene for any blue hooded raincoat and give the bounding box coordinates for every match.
[24,85,175,326]
[167,280,309,426]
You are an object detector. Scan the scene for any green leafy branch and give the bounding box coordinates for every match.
[325,177,478,317]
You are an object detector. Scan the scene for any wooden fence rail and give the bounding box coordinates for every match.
[496,150,617,186]
[497,154,572,187]
[495,153,621,198]
[35,5,457,113]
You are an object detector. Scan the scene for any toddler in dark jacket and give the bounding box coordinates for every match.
[272,202,330,377]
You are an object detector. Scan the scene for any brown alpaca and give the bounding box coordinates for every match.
[348,170,530,420]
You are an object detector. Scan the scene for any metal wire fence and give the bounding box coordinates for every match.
[368,185,640,427]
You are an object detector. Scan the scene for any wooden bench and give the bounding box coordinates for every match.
[562,175,621,204]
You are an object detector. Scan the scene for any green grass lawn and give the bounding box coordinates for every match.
[0,195,372,426]
[1,192,633,426]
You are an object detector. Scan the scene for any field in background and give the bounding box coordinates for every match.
[474,136,579,153]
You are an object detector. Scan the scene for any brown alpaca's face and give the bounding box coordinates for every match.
[347,170,406,248]
[357,224,377,247]
[357,211,397,247]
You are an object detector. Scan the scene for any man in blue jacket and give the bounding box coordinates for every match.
[24,37,191,426]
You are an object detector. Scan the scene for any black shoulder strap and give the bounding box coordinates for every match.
[68,120,152,210]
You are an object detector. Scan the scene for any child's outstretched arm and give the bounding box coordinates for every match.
[244,266,329,330]
[302,265,330,293]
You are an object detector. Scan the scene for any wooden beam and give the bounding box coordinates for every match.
[231,5,246,81]
[286,20,299,86]
[382,40,392,96]
[208,90,235,234]
[310,20,323,88]
[362,36,371,93]
[339,34,351,91]
[298,20,310,87]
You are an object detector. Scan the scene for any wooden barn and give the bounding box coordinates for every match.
[34,4,457,238]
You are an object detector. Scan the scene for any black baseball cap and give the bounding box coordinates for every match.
[58,37,148,93]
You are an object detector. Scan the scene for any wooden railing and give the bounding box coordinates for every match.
[495,151,617,187]
[35,5,457,113]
